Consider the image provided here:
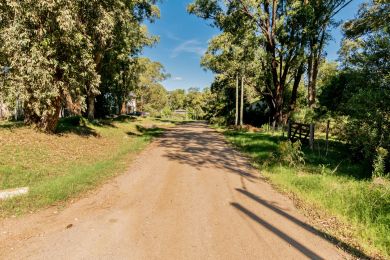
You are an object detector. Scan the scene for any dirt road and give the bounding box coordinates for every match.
[0,122,347,259]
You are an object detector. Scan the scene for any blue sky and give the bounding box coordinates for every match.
[143,0,366,91]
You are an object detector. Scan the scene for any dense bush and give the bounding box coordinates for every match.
[372,147,389,178]
[316,1,390,174]
[277,140,305,167]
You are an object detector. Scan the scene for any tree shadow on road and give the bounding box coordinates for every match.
[231,202,324,259]
[233,188,371,259]
[159,122,258,182]
[127,125,164,138]
[159,122,370,259]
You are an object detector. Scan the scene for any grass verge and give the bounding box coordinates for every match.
[0,116,171,217]
[222,129,389,259]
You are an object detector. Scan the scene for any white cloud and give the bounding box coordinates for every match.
[171,39,206,58]
[166,32,182,42]
[173,77,183,81]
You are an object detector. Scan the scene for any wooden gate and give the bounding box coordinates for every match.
[287,121,315,149]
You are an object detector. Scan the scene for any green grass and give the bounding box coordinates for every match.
[222,129,390,259]
[0,116,171,217]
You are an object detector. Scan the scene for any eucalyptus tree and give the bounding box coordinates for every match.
[135,57,169,112]
[201,26,259,125]
[319,0,390,162]
[142,84,168,115]
[305,0,354,108]
[185,87,206,120]
[96,24,157,117]
[189,0,352,125]
[169,89,186,111]
[0,0,159,131]
[0,0,8,67]
[0,0,8,108]
[77,0,159,119]
[190,0,307,124]
[201,33,240,123]
[0,0,100,131]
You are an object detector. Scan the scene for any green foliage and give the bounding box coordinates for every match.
[189,0,351,124]
[160,106,172,118]
[372,147,389,178]
[137,57,169,87]
[291,108,316,124]
[142,84,168,115]
[343,0,389,38]
[135,84,216,121]
[185,88,205,119]
[277,140,305,167]
[78,0,159,119]
[318,0,390,169]
[209,116,227,126]
[168,89,186,110]
[0,0,100,131]
[135,57,169,116]
[0,0,159,131]
[224,129,390,258]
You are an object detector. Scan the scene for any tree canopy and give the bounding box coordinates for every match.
[318,0,390,162]
[189,0,354,125]
[0,0,159,131]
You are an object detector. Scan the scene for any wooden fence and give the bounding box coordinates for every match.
[287,121,315,149]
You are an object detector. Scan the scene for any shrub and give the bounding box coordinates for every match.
[372,147,389,178]
[161,107,172,118]
[209,116,227,126]
[277,140,305,167]
[291,107,316,123]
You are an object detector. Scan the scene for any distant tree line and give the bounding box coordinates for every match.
[139,86,215,120]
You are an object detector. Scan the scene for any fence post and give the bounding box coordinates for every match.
[309,123,315,150]
[325,120,330,156]
[268,116,271,131]
[287,120,291,140]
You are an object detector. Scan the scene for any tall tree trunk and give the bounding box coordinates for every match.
[308,59,319,108]
[274,82,284,125]
[87,52,103,120]
[24,95,62,133]
[24,70,64,132]
[269,43,284,126]
[289,62,305,115]
[308,27,326,108]
[120,101,126,115]
[240,75,244,127]
[235,74,239,126]
[307,43,314,107]
[44,96,62,132]
[87,95,95,120]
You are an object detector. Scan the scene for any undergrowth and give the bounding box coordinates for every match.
[224,129,390,259]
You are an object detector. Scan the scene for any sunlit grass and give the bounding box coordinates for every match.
[0,116,170,217]
[223,129,390,259]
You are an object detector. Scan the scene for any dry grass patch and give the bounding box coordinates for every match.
[0,116,170,217]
